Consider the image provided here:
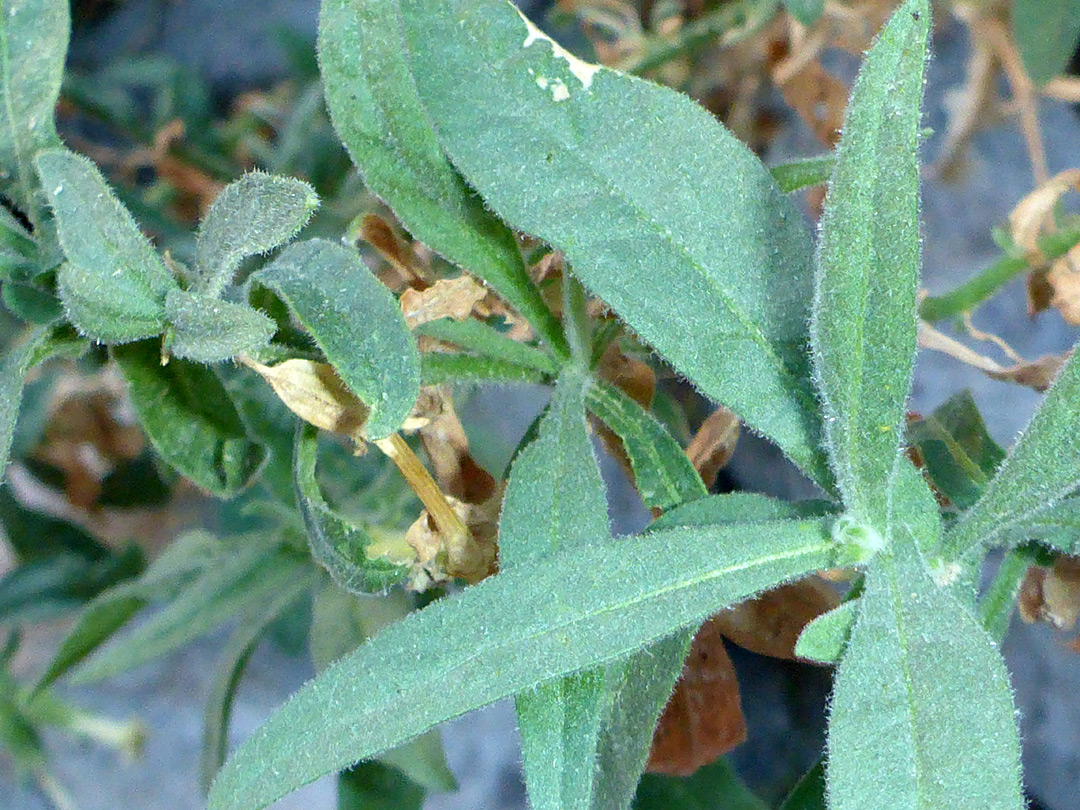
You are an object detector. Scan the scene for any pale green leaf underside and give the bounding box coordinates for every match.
[940,348,1080,559]
[37,149,178,343]
[1,0,68,231]
[208,520,834,810]
[318,0,566,356]
[811,0,929,528]
[826,537,1023,810]
[398,0,831,489]
[254,239,419,439]
[166,289,276,363]
[194,172,318,299]
[585,378,706,512]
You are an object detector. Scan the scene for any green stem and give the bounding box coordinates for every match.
[619,0,779,75]
[977,548,1030,644]
[920,223,1080,322]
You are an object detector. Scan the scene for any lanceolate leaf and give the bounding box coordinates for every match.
[826,537,1023,810]
[295,424,410,594]
[793,599,857,665]
[0,0,68,233]
[397,0,831,489]
[420,351,551,386]
[114,342,266,498]
[415,317,558,376]
[940,348,1080,560]
[586,378,706,512]
[37,150,179,344]
[255,239,419,440]
[318,0,567,356]
[810,0,930,529]
[208,520,834,810]
[0,327,63,482]
[500,368,622,810]
[166,289,276,363]
[193,172,319,299]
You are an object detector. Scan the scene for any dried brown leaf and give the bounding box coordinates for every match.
[414,387,498,505]
[1046,245,1080,325]
[400,275,488,330]
[361,213,428,291]
[777,60,847,146]
[713,577,839,660]
[1018,558,1080,634]
[685,407,740,490]
[404,494,497,590]
[646,616,746,776]
[1009,169,1080,253]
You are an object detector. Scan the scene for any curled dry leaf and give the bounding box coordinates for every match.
[917,320,1071,392]
[1046,244,1080,325]
[360,213,429,291]
[412,387,498,505]
[241,356,370,445]
[1019,558,1080,652]
[400,275,488,330]
[685,407,740,490]
[646,617,746,776]
[1009,169,1080,254]
[404,494,498,590]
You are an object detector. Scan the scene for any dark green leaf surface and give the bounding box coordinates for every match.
[940,349,1080,559]
[810,0,929,529]
[420,351,550,386]
[777,759,826,810]
[194,172,319,298]
[255,239,419,439]
[0,327,61,482]
[398,0,831,489]
[208,520,834,810]
[907,390,1004,510]
[826,538,1023,810]
[165,289,276,363]
[37,150,179,343]
[635,757,768,810]
[114,342,265,497]
[295,425,409,594]
[586,379,705,512]
[1013,0,1080,85]
[0,0,68,232]
[318,0,566,356]
[337,762,425,810]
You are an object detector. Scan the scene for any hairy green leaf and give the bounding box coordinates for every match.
[318,0,566,356]
[36,150,178,343]
[194,172,319,299]
[586,379,705,512]
[415,318,558,375]
[295,424,409,594]
[1013,0,1080,86]
[939,349,1080,559]
[208,520,834,810]
[778,759,826,810]
[255,239,419,439]
[114,342,266,497]
[810,0,929,529]
[635,757,768,810]
[165,289,276,363]
[0,327,65,482]
[907,390,1004,510]
[793,599,857,665]
[398,0,831,489]
[826,538,1023,810]
[72,541,315,683]
[0,0,68,232]
[310,585,456,793]
[201,575,312,794]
